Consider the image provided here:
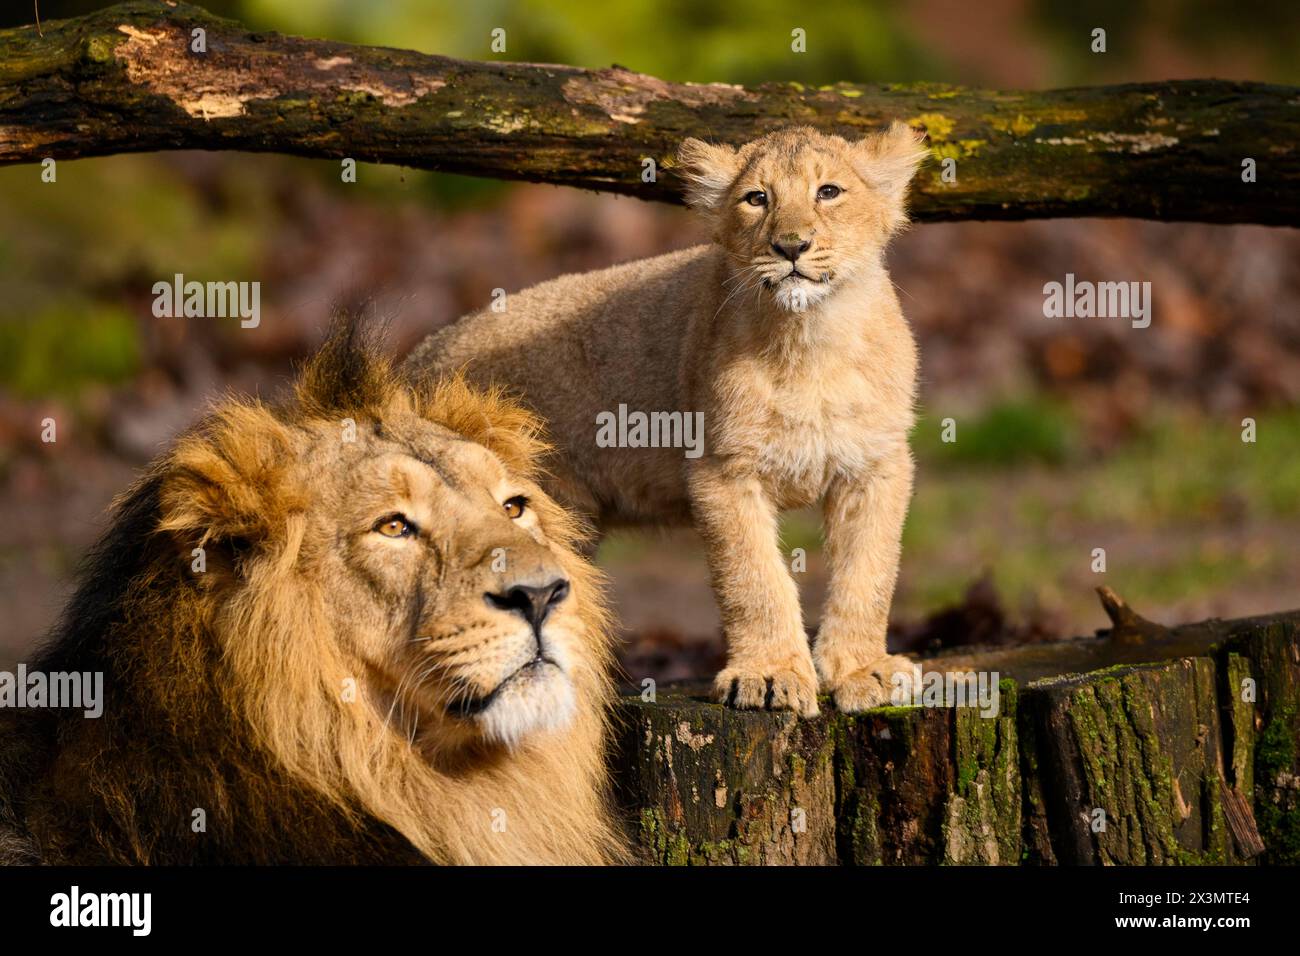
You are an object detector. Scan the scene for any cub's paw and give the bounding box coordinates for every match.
[826,654,915,713]
[714,662,820,718]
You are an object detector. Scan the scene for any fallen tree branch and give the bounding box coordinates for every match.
[1,1,1296,224]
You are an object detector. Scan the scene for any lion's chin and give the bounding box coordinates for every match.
[768,273,834,312]
[471,662,578,751]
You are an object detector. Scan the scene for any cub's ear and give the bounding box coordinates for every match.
[158,403,305,559]
[675,138,741,211]
[854,121,929,206]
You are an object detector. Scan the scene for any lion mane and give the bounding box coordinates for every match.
[0,321,626,865]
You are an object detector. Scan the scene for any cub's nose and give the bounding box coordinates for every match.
[486,579,571,631]
[772,237,811,262]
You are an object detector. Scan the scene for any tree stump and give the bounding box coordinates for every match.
[612,609,1300,865]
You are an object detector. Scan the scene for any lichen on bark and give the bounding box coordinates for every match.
[1,1,1296,224]
[614,613,1299,865]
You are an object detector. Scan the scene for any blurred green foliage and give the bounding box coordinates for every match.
[10,1,1293,86]
[915,398,1079,467]
[0,300,140,398]
[0,154,277,400]
[0,155,264,301]
[237,0,938,86]
[1032,0,1300,84]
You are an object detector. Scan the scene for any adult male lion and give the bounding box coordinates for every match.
[407,123,928,718]
[0,323,626,865]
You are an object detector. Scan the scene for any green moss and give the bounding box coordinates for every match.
[1256,710,1297,774]
[788,752,807,778]
[84,33,123,66]
[849,791,882,865]
[829,717,856,792]
[1255,705,1300,863]
[1223,653,1255,794]
[639,807,692,865]
[949,678,1022,863]
[1061,671,1189,863]
[872,705,919,719]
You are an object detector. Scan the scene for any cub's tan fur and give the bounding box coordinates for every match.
[406,124,928,716]
[0,322,625,865]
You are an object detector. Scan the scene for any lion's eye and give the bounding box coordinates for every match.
[742,190,767,207]
[817,184,842,201]
[503,495,528,519]
[374,514,415,538]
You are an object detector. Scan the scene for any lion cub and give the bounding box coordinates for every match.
[406,123,928,716]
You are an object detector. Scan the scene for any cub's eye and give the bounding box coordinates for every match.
[374,514,415,538]
[503,495,528,519]
[817,184,842,201]
[742,190,767,207]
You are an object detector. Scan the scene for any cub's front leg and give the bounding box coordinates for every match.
[687,457,819,717]
[813,443,916,712]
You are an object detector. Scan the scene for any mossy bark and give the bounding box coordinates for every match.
[2,2,1297,224]
[1020,658,1237,864]
[611,685,837,865]
[1229,620,1300,862]
[612,611,1300,865]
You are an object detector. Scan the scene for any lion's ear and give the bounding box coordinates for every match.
[675,138,740,211]
[158,403,304,556]
[417,375,548,479]
[853,121,929,205]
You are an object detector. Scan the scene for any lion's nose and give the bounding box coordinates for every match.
[772,237,811,262]
[485,579,571,631]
